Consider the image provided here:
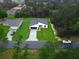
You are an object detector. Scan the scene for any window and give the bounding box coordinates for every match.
[44,25,46,28]
[39,25,42,27]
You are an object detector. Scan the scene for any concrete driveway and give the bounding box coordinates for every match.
[7,30,13,41]
[26,30,38,41]
[7,29,16,41]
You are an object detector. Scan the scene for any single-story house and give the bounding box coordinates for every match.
[2,19,23,41]
[2,19,23,31]
[7,6,22,15]
[29,18,48,30]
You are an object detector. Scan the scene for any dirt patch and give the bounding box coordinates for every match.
[70,36,79,41]
[64,35,79,41]
[2,49,14,59]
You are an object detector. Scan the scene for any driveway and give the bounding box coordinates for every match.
[26,30,38,41]
[7,29,16,41]
[7,30,13,41]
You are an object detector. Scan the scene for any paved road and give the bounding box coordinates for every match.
[59,41,79,48]
[1,41,46,49]
[3,41,16,48]
[2,40,79,48]
[20,41,46,49]
[26,30,38,41]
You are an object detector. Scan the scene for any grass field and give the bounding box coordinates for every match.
[0,24,9,38]
[7,15,15,19]
[37,19,55,42]
[13,18,30,41]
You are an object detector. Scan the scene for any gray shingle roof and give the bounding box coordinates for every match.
[30,18,48,26]
[3,19,23,27]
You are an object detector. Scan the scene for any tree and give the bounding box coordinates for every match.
[13,34,23,59]
[24,0,50,17]
[0,28,3,40]
[51,4,79,36]
[39,42,55,59]
[0,1,18,10]
[0,8,7,19]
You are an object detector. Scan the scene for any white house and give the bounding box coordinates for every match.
[29,18,48,30]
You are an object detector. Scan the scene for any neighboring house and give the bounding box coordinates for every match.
[29,18,48,30]
[2,19,23,41]
[7,5,22,15]
[2,19,23,31]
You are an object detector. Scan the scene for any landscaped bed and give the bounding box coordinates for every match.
[13,18,31,41]
[37,19,55,42]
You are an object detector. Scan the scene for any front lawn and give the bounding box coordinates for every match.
[0,24,9,38]
[13,18,30,41]
[37,19,55,42]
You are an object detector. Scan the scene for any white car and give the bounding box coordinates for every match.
[62,40,71,44]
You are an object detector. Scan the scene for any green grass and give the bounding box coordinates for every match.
[0,24,9,38]
[37,19,55,42]
[1,48,79,59]
[13,18,30,41]
[7,15,15,19]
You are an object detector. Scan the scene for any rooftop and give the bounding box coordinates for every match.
[3,19,23,27]
[30,18,48,26]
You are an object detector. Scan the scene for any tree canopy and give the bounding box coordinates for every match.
[0,8,7,19]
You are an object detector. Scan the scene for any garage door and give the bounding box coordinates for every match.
[31,27,37,29]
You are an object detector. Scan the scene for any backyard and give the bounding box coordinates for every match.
[0,24,9,39]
